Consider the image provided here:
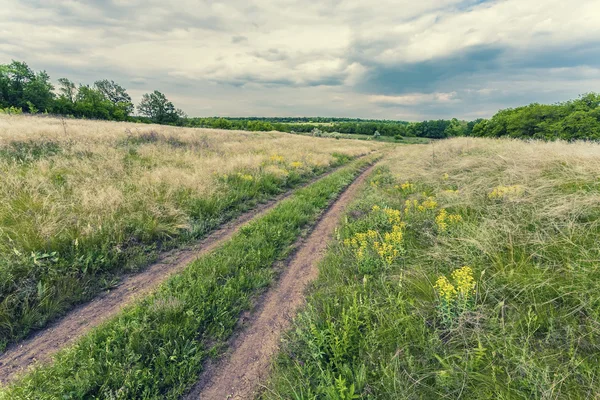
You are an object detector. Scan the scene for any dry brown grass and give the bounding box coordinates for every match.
[0,114,383,252]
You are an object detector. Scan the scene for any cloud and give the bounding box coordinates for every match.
[231,35,248,44]
[369,92,458,106]
[0,0,599,120]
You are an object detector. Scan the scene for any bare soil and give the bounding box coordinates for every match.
[186,164,375,400]
[0,167,347,385]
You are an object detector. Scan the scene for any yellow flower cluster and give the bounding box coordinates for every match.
[383,225,404,246]
[370,180,381,187]
[290,161,304,168]
[403,199,418,214]
[435,209,463,232]
[394,181,415,192]
[443,173,449,181]
[343,229,378,260]
[405,197,438,214]
[384,208,402,224]
[270,154,285,163]
[452,266,476,296]
[434,276,456,302]
[434,266,476,303]
[373,241,398,265]
[344,206,405,265]
[237,173,254,181]
[442,189,459,194]
[488,185,524,199]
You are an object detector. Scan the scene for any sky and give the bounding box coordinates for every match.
[1,0,599,121]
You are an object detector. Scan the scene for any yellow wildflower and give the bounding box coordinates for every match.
[435,209,448,231]
[448,214,463,224]
[436,209,462,232]
[488,185,524,200]
[451,266,476,296]
[400,181,414,192]
[290,161,303,168]
[434,276,456,303]
[420,197,438,211]
[384,208,402,224]
[270,154,285,163]
[237,173,254,181]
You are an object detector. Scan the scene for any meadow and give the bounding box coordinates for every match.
[0,115,382,349]
[265,138,600,399]
[2,113,599,399]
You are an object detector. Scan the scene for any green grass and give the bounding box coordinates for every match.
[0,151,355,350]
[264,161,600,399]
[0,155,377,399]
[0,140,62,163]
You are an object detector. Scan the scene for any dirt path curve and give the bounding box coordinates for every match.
[186,163,376,400]
[0,164,355,385]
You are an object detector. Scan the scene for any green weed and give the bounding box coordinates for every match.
[0,140,62,163]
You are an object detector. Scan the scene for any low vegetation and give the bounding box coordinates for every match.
[265,138,600,399]
[0,155,377,399]
[0,115,382,349]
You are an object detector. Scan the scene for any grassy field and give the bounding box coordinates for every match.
[0,155,377,399]
[265,138,600,399]
[287,130,430,144]
[0,115,383,349]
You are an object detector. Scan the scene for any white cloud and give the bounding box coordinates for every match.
[369,92,459,105]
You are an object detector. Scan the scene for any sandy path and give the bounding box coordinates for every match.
[0,165,352,385]
[186,163,375,400]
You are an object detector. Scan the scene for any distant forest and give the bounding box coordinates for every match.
[1,60,599,141]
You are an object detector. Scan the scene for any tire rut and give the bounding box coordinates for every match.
[185,163,376,400]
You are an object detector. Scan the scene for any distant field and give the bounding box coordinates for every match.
[287,129,431,144]
[266,137,600,398]
[0,115,384,349]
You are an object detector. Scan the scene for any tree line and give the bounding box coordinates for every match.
[186,117,480,139]
[2,60,599,141]
[470,93,600,140]
[0,60,184,124]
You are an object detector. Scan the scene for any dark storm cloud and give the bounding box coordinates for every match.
[356,46,505,95]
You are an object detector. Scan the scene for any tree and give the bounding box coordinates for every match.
[23,70,55,112]
[444,118,467,137]
[58,78,77,103]
[1,61,54,112]
[94,79,134,116]
[137,90,182,124]
[74,85,113,119]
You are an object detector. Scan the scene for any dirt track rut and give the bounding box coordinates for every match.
[186,164,375,400]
